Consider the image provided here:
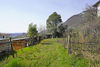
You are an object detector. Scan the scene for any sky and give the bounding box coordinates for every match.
[0,0,98,33]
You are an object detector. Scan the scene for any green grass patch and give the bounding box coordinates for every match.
[0,38,94,67]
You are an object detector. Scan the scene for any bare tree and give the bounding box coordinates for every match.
[81,5,97,43]
[38,25,46,39]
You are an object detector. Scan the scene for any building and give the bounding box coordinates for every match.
[0,37,29,52]
[11,37,29,50]
[93,0,100,16]
[0,37,29,57]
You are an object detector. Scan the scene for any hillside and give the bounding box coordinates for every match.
[0,39,95,67]
[0,33,27,39]
[63,13,84,28]
[9,33,27,37]
[0,33,10,39]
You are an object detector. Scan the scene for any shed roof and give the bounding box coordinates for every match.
[93,1,100,7]
[0,37,29,41]
[12,37,29,41]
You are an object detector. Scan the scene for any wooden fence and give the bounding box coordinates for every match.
[0,37,29,57]
[58,38,100,62]
[60,38,100,54]
[0,41,11,57]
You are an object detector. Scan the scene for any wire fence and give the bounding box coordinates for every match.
[57,38,100,62]
[70,43,100,54]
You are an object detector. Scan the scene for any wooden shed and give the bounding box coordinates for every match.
[11,37,29,50]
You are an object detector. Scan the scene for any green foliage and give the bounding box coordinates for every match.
[46,12,62,37]
[0,39,93,67]
[57,24,68,37]
[47,12,62,23]
[27,23,38,45]
[27,23,38,37]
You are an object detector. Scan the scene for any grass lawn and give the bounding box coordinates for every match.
[0,38,95,67]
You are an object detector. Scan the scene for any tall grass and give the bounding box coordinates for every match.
[0,38,94,67]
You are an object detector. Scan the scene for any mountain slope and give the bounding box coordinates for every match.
[9,33,27,37]
[64,13,84,28]
[0,33,10,39]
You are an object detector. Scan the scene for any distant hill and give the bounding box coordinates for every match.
[63,13,84,28]
[0,33,27,39]
[9,33,25,37]
[12,33,27,38]
[0,33,10,39]
[9,33,27,37]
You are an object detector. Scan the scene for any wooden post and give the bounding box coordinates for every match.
[10,38,14,58]
[67,34,71,54]
[63,38,65,48]
[21,41,23,51]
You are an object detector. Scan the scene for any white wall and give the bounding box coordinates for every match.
[97,3,100,16]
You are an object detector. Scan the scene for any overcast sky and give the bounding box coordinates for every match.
[0,0,98,33]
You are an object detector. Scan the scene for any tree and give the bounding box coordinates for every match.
[27,23,38,45]
[46,12,62,37]
[38,25,46,39]
[82,5,97,42]
[57,24,68,37]
[83,5,97,24]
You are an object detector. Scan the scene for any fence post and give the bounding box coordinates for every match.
[10,38,14,58]
[64,38,66,48]
[67,34,71,54]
